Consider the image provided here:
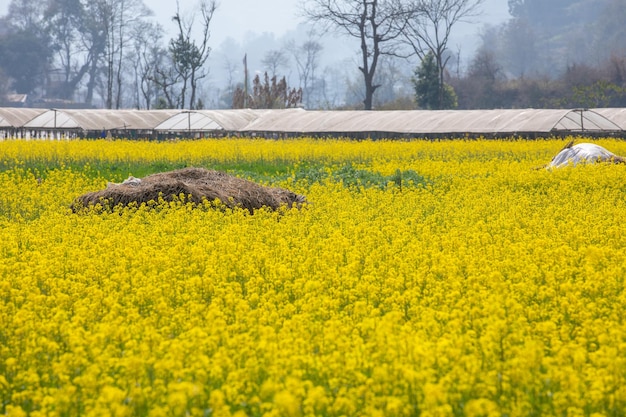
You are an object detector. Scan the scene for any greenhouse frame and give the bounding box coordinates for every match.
[0,107,624,140]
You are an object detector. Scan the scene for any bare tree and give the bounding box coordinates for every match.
[319,62,349,109]
[97,0,151,108]
[286,29,323,108]
[219,55,240,108]
[6,0,155,106]
[373,54,413,108]
[262,49,290,78]
[131,21,164,109]
[303,0,413,110]
[169,0,217,109]
[115,0,152,108]
[401,0,484,108]
[152,65,180,109]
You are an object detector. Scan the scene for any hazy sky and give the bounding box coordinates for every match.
[0,0,510,44]
[150,0,302,45]
[149,0,510,46]
[0,0,510,56]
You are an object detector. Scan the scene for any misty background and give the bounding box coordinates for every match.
[1,0,625,110]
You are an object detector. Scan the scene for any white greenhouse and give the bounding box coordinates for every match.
[0,107,623,139]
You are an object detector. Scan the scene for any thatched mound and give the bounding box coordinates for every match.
[72,167,306,213]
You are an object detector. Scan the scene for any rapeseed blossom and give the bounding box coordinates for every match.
[1,137,626,416]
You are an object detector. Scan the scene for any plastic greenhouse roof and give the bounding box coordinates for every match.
[241,109,622,135]
[2,107,623,136]
[592,108,626,130]
[0,108,46,128]
[154,109,267,131]
[23,109,180,130]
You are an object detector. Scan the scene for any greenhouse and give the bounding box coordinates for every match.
[153,109,268,138]
[0,107,624,139]
[592,108,626,131]
[21,109,179,139]
[0,108,46,139]
[240,108,624,138]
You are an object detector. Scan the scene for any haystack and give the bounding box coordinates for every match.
[72,167,306,213]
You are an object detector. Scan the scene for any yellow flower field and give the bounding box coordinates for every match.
[1,137,626,416]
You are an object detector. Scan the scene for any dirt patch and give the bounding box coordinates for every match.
[72,167,306,213]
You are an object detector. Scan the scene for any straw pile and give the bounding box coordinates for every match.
[72,167,306,213]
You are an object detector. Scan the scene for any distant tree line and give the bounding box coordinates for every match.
[0,0,216,110]
[1,0,626,111]
[0,0,484,110]
[447,0,626,109]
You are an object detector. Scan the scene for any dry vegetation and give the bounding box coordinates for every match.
[71,167,306,213]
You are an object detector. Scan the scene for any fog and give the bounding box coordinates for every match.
[147,0,508,49]
[140,0,510,107]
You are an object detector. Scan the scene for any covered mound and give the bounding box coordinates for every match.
[72,167,306,213]
[548,140,626,168]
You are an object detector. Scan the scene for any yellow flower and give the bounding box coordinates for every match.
[274,390,301,417]
[464,398,500,417]
[2,137,626,415]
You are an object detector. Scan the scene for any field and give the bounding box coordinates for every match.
[2,137,626,417]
